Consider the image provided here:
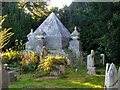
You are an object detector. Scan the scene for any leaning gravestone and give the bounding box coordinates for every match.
[104,63,118,89]
[87,50,96,74]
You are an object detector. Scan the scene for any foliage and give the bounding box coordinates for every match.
[4,48,21,67]
[0,15,14,49]
[18,0,50,21]
[2,2,39,50]
[20,52,38,72]
[37,55,68,73]
[12,39,25,51]
[21,52,38,65]
[59,2,120,63]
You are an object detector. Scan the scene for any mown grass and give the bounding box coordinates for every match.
[9,66,105,89]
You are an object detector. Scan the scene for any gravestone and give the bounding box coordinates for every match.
[118,67,120,90]
[104,63,118,89]
[0,54,8,89]
[87,50,96,74]
[100,54,105,65]
[58,65,65,75]
[104,63,110,88]
[8,70,17,82]
[50,65,65,76]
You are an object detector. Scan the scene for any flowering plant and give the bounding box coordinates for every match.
[20,52,38,72]
[20,52,38,65]
[37,55,68,73]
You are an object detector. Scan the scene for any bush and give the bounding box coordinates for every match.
[37,55,68,73]
[4,48,21,68]
[20,51,39,72]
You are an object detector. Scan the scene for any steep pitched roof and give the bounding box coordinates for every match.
[34,12,70,37]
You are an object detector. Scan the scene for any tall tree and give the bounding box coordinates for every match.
[2,2,39,50]
[18,0,50,21]
[60,2,120,63]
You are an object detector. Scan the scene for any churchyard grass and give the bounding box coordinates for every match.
[9,66,105,88]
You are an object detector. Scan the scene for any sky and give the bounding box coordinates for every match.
[48,0,73,9]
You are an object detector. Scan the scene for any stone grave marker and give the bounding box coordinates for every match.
[0,54,8,89]
[87,50,96,74]
[104,63,118,89]
[118,67,120,90]
[100,54,105,65]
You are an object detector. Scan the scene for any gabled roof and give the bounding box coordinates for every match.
[34,12,70,37]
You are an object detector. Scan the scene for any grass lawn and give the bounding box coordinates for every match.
[9,66,105,88]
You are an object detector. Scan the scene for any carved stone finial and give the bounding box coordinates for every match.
[71,26,79,40]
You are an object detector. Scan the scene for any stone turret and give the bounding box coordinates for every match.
[69,26,80,57]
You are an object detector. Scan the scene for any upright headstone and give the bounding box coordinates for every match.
[68,26,80,57]
[0,54,8,89]
[105,63,118,89]
[8,70,17,82]
[118,67,120,90]
[104,63,110,88]
[87,50,96,74]
[100,54,105,65]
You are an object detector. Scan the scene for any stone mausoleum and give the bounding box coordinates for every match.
[25,12,80,57]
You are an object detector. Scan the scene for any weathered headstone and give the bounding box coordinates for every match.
[87,67,96,74]
[104,63,118,89]
[118,67,120,90]
[50,71,58,76]
[104,63,110,89]
[50,65,65,76]
[8,70,17,82]
[100,54,105,65]
[58,65,65,75]
[87,50,96,74]
[0,54,8,89]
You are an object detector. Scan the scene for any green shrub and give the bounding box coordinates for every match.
[37,55,68,73]
[20,52,39,72]
[4,48,21,67]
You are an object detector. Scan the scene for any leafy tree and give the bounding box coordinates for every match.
[2,2,51,50]
[60,2,120,63]
[18,0,50,21]
[2,2,38,50]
